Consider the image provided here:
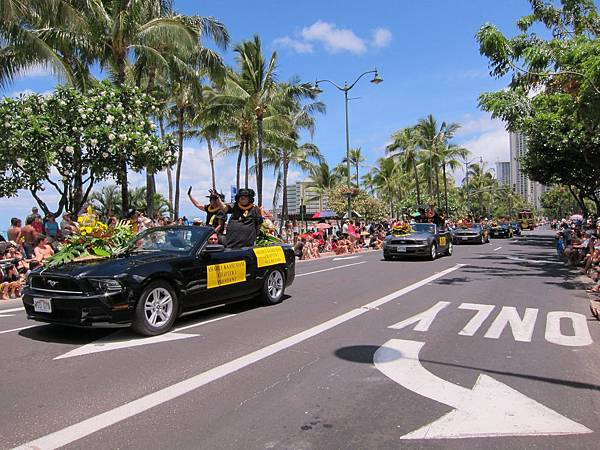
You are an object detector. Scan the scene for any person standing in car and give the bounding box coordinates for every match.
[213,188,263,249]
[188,187,226,235]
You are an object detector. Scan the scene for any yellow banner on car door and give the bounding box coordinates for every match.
[207,260,246,289]
[253,246,286,268]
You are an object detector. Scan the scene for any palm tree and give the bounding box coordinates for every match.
[439,144,469,214]
[90,184,121,218]
[230,35,277,206]
[416,114,460,205]
[307,162,341,211]
[386,127,422,205]
[463,161,495,217]
[369,157,403,217]
[342,147,366,188]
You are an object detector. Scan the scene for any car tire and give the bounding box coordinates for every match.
[384,254,393,261]
[132,280,178,336]
[429,243,437,261]
[259,268,285,306]
[480,234,486,245]
[445,241,453,256]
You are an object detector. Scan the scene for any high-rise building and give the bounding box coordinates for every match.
[282,181,329,217]
[495,161,511,186]
[509,132,548,210]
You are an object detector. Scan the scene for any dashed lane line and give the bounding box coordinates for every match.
[0,307,25,313]
[493,246,502,251]
[296,261,366,277]
[0,325,36,335]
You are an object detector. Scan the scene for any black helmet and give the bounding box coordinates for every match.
[235,188,255,202]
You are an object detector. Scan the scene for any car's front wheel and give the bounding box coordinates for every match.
[132,281,178,336]
[445,241,453,256]
[259,268,285,306]
[429,243,437,260]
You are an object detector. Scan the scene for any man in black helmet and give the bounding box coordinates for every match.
[212,188,263,249]
[187,187,226,235]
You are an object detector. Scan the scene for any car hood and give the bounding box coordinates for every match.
[35,251,175,279]
[391,232,431,240]
[454,228,481,234]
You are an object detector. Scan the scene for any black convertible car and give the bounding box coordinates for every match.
[22,226,295,335]
[452,223,489,244]
[383,223,453,260]
[489,223,513,238]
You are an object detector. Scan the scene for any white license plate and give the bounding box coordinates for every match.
[33,297,52,313]
[396,246,407,252]
[461,237,468,240]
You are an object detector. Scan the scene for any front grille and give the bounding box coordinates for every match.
[391,239,412,245]
[31,276,83,294]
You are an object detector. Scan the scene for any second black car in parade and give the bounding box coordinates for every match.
[22,226,295,336]
[383,223,453,261]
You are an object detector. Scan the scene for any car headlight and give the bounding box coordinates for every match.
[89,278,124,293]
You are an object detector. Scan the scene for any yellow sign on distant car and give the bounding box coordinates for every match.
[207,260,246,289]
[253,246,286,268]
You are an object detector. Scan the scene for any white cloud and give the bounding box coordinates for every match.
[273,36,313,53]
[8,88,53,98]
[21,65,52,78]
[301,20,367,54]
[371,28,392,48]
[455,113,506,137]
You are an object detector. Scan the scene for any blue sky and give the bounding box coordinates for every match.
[1,0,537,223]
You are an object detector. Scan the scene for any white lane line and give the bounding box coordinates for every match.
[296,261,366,277]
[0,307,25,313]
[173,313,236,332]
[13,264,465,450]
[493,246,502,251]
[332,255,360,261]
[0,325,36,335]
[0,314,15,318]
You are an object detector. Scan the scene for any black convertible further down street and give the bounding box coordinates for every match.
[383,223,453,261]
[22,226,295,335]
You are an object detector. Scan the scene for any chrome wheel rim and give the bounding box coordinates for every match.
[448,242,453,255]
[267,271,284,300]
[431,245,436,259]
[144,287,173,327]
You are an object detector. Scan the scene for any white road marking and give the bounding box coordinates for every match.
[545,311,592,347]
[374,338,592,439]
[388,301,451,332]
[55,314,236,360]
[484,306,538,342]
[0,314,15,318]
[506,256,563,265]
[493,246,502,251]
[0,307,25,313]
[0,325,36,335]
[14,264,465,450]
[296,261,366,277]
[332,255,360,261]
[458,303,496,336]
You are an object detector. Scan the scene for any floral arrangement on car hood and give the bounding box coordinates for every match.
[392,222,413,236]
[255,218,284,247]
[45,219,136,267]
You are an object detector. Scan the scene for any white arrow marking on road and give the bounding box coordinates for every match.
[506,256,563,265]
[54,331,199,359]
[332,255,360,261]
[388,301,451,332]
[54,313,235,359]
[374,338,592,439]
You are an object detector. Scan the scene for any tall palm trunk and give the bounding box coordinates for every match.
[174,108,185,219]
[279,157,289,235]
[159,117,173,216]
[144,71,156,218]
[244,138,249,189]
[120,160,129,215]
[256,116,264,206]
[435,166,441,207]
[412,157,421,205]
[442,160,449,214]
[355,163,359,188]
[236,141,243,190]
[206,136,216,190]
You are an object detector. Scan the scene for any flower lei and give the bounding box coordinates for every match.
[237,202,254,217]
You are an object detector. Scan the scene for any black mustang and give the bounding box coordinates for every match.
[22,226,295,336]
[383,223,453,260]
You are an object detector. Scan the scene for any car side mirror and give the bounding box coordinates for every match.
[204,244,225,253]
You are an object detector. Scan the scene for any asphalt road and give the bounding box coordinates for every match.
[2,230,600,450]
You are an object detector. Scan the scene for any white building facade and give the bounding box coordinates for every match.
[509,132,548,210]
[495,161,511,186]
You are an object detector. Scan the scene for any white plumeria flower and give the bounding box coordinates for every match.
[108,133,115,141]
[102,152,109,158]
[90,139,98,146]
[106,115,114,124]
[150,123,157,130]
[65,146,74,154]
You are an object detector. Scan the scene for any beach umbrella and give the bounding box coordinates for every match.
[312,210,336,219]
[315,223,332,230]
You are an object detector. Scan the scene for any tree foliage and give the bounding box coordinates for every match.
[477,0,600,214]
[0,83,176,216]
[327,186,388,221]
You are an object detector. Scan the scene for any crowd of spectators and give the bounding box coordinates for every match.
[554,217,600,296]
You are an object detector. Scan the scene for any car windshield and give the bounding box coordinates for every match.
[131,227,206,253]
[411,223,435,234]
[471,224,482,230]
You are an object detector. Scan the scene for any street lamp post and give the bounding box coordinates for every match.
[462,156,477,217]
[313,69,383,219]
